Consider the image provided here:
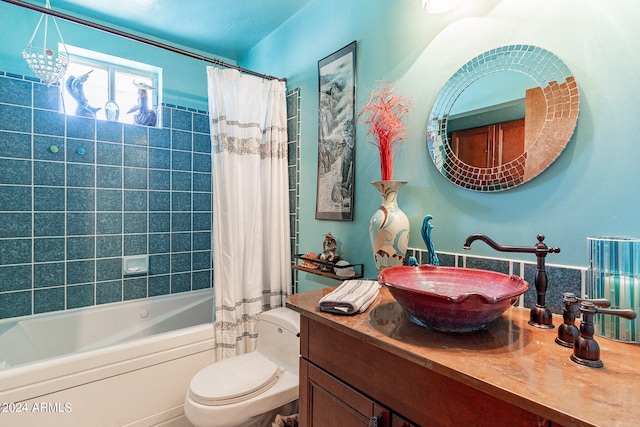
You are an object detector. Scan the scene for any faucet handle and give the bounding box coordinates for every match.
[570,301,637,368]
[555,293,611,347]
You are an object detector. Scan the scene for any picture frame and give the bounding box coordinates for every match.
[315,41,357,221]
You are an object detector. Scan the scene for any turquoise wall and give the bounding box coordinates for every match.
[241,0,640,289]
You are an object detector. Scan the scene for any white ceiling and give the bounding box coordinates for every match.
[25,0,312,60]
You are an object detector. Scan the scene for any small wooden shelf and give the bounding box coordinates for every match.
[292,254,364,281]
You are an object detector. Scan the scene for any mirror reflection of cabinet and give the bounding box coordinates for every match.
[451,118,525,168]
[427,45,580,192]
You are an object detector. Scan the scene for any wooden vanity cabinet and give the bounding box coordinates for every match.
[298,316,550,427]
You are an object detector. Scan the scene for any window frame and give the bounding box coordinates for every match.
[61,44,163,126]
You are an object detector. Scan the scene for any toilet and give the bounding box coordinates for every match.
[184,307,300,427]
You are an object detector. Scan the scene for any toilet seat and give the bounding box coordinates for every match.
[189,352,284,406]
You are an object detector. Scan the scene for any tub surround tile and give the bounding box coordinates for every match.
[97,213,123,235]
[96,235,122,258]
[0,291,31,318]
[193,232,211,251]
[172,150,192,171]
[171,109,192,132]
[34,109,65,137]
[193,132,211,153]
[97,120,123,143]
[34,287,65,314]
[124,277,147,300]
[96,166,123,188]
[149,254,170,275]
[149,169,171,190]
[171,129,192,151]
[124,190,148,211]
[67,260,96,285]
[0,265,31,291]
[96,189,123,211]
[171,212,192,232]
[149,127,170,148]
[0,130,32,158]
[34,238,65,262]
[0,213,31,237]
[34,262,65,288]
[192,251,211,271]
[193,173,212,192]
[124,124,148,145]
[171,232,192,252]
[67,236,96,260]
[124,145,148,168]
[67,163,95,188]
[171,171,192,191]
[2,159,32,185]
[97,258,123,282]
[67,138,95,164]
[33,82,59,110]
[67,188,96,211]
[171,272,191,293]
[0,73,212,320]
[0,104,31,132]
[66,116,95,140]
[0,76,32,106]
[149,274,170,296]
[96,280,123,305]
[171,253,191,273]
[35,186,65,211]
[34,135,65,161]
[192,271,211,290]
[33,212,65,237]
[0,186,31,211]
[124,234,147,256]
[149,234,170,254]
[66,283,94,309]
[0,239,31,265]
[193,113,209,135]
[97,142,123,166]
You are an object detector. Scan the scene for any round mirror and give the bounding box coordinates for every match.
[427,45,580,192]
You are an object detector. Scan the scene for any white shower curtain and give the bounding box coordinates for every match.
[207,67,291,360]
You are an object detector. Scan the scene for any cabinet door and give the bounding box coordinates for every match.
[300,359,390,427]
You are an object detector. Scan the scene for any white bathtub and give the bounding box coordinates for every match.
[0,289,217,427]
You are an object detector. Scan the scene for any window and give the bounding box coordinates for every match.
[61,44,162,126]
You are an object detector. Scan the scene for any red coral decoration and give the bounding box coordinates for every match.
[358,82,411,181]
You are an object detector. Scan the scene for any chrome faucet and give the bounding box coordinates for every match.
[463,234,560,329]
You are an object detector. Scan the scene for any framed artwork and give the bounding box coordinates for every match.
[316,41,357,221]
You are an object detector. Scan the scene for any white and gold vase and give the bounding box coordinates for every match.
[369,180,410,270]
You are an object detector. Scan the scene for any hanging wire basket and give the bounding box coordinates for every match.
[22,1,69,86]
[22,46,69,86]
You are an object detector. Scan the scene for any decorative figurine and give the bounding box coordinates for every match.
[319,232,340,270]
[127,81,157,126]
[65,70,101,118]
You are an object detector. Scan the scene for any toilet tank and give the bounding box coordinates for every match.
[256,307,300,375]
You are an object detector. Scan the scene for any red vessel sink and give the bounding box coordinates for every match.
[378,264,530,333]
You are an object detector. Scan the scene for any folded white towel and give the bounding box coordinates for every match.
[319,280,381,315]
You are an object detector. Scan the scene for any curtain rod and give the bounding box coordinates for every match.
[3,0,286,82]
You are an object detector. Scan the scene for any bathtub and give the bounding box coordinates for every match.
[0,289,217,427]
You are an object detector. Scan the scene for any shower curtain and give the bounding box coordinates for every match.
[207,67,291,360]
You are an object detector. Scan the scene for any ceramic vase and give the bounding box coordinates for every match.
[369,180,410,270]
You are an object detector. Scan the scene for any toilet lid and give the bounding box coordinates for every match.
[190,352,284,406]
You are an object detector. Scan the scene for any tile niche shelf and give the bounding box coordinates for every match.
[292,254,364,281]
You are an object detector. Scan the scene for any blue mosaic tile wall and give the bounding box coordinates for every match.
[407,247,585,315]
[0,72,213,319]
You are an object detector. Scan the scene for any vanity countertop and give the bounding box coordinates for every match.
[287,286,640,427]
